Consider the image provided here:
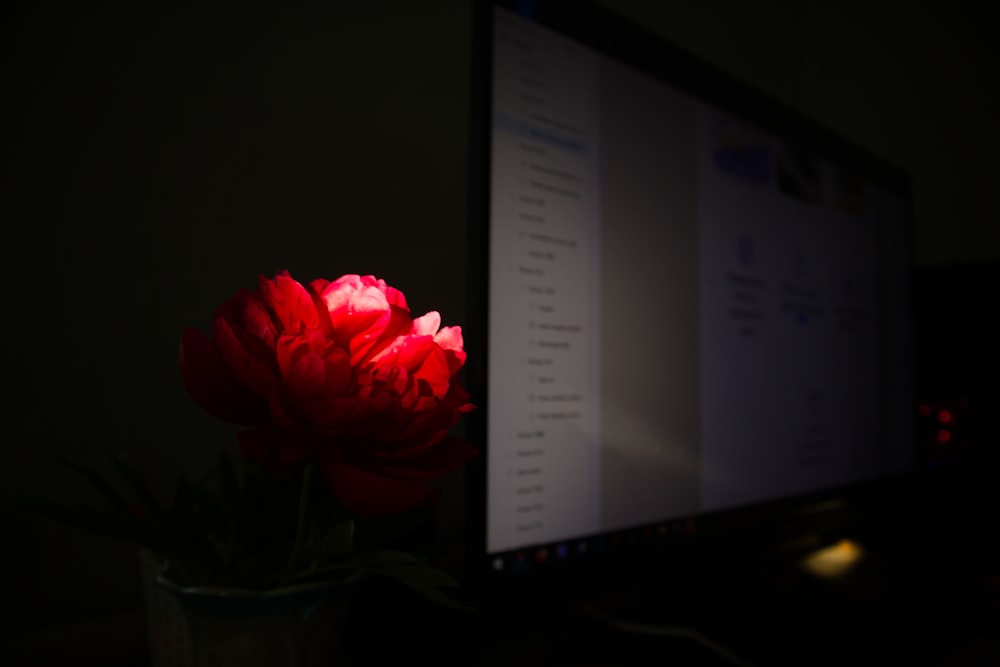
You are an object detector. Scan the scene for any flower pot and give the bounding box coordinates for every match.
[140,551,358,667]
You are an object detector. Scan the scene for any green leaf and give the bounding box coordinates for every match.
[87,508,167,552]
[217,454,243,520]
[355,549,420,567]
[349,551,478,613]
[107,452,166,525]
[318,520,354,563]
[58,459,130,515]
[398,582,479,614]
[369,566,478,614]
[0,490,170,553]
[371,561,460,589]
[2,490,114,535]
[286,559,359,582]
[167,475,198,544]
[279,463,322,585]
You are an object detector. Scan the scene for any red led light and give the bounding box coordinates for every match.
[936,429,951,444]
[918,403,932,417]
[938,409,953,424]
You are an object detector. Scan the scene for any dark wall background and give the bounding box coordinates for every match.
[1,1,475,643]
[2,0,997,650]
[601,0,1000,267]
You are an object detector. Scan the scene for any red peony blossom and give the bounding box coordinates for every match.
[179,272,476,516]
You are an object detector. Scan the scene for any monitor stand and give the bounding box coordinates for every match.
[556,474,1000,667]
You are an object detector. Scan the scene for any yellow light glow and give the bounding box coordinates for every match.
[800,539,864,579]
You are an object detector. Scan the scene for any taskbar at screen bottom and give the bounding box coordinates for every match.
[486,516,702,576]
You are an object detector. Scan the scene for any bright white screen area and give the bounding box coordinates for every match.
[487,7,910,554]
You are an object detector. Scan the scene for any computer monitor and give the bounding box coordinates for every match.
[462,0,915,607]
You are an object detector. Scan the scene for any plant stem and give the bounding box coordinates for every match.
[281,462,318,585]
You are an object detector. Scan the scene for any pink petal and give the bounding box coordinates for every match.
[322,276,386,319]
[179,327,263,425]
[214,318,278,398]
[239,297,279,349]
[285,351,327,400]
[308,278,330,293]
[396,338,450,399]
[322,276,413,365]
[323,346,353,395]
[258,271,320,333]
[268,389,302,431]
[433,326,467,375]
[411,311,441,336]
[299,395,379,432]
[432,324,463,352]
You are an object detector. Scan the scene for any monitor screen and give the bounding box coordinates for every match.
[464,0,914,589]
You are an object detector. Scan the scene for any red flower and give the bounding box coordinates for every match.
[179,272,476,516]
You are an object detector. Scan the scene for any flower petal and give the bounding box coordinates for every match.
[258,271,320,333]
[186,271,477,513]
[285,350,327,400]
[434,325,467,375]
[179,327,264,425]
[214,316,279,398]
[411,311,441,336]
[320,460,441,516]
[368,436,479,481]
[321,275,412,365]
